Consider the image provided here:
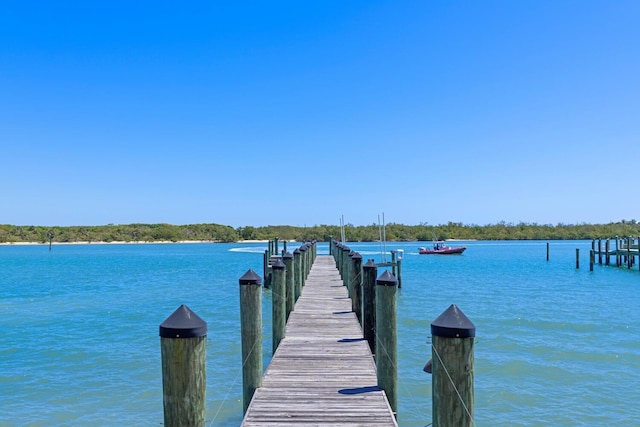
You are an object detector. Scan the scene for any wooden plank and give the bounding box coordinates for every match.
[241,256,398,426]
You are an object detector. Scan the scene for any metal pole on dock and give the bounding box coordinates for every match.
[271,259,286,354]
[159,305,207,427]
[376,270,398,416]
[239,270,262,413]
[362,259,377,354]
[431,304,475,427]
[283,252,294,321]
[350,252,363,324]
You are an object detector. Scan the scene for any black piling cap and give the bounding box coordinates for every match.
[376,270,398,286]
[431,304,476,338]
[239,269,262,286]
[299,245,307,252]
[363,259,377,269]
[342,246,350,252]
[272,258,285,269]
[293,248,301,255]
[159,304,207,338]
[423,359,432,374]
[348,250,355,257]
[283,251,293,260]
[352,252,362,262]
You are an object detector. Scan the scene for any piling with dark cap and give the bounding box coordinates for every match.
[431,304,475,427]
[271,258,286,353]
[376,270,398,416]
[239,269,262,413]
[159,304,207,427]
[362,259,377,354]
[293,248,302,301]
[283,252,294,320]
[299,244,307,288]
[350,252,363,324]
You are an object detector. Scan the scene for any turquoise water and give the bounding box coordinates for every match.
[1,241,639,426]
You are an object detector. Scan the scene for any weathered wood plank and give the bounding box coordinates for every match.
[241,255,398,426]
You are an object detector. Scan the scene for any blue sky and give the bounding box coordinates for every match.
[2,1,639,227]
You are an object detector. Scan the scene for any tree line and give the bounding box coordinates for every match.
[1,220,639,244]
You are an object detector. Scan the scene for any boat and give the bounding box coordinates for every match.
[419,242,466,255]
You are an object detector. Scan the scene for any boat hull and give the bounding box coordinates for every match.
[419,246,466,255]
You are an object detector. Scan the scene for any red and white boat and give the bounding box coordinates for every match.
[419,242,466,255]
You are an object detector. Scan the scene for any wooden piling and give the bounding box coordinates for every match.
[299,245,307,289]
[576,248,580,269]
[159,305,207,427]
[293,248,302,302]
[606,239,610,265]
[546,242,549,261]
[431,304,475,427]
[239,269,262,413]
[590,249,594,272]
[397,255,403,289]
[376,270,398,416]
[362,259,377,354]
[350,252,363,324]
[283,252,294,321]
[598,239,602,264]
[271,259,286,354]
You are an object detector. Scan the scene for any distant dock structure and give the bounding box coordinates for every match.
[579,237,640,271]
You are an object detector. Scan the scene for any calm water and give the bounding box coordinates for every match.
[1,241,639,426]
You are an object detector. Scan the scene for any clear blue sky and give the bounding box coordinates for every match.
[2,1,638,228]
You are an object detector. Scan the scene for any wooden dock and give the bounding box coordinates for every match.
[241,255,398,426]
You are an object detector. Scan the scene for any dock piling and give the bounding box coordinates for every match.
[239,269,262,413]
[431,304,475,427]
[271,258,286,353]
[159,305,207,427]
[362,259,378,354]
[376,270,398,416]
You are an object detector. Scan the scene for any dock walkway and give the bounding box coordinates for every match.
[241,255,398,426]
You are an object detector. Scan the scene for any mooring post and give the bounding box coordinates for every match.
[615,236,619,266]
[546,242,549,261]
[299,245,307,288]
[159,305,207,427]
[293,248,302,301]
[350,252,363,324]
[376,270,398,416]
[271,258,286,354]
[239,269,262,413]
[397,253,403,289]
[391,250,397,277]
[263,250,269,289]
[576,248,580,269]
[282,240,287,256]
[590,249,594,272]
[342,246,351,287]
[274,237,279,256]
[431,304,475,427]
[283,252,294,321]
[362,259,378,354]
[598,238,602,264]
[627,236,632,269]
[606,239,610,266]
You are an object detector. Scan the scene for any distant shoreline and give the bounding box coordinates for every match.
[0,240,276,246]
